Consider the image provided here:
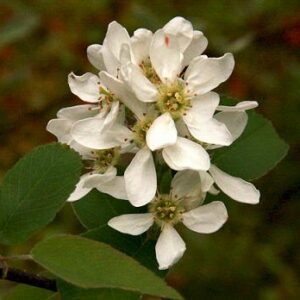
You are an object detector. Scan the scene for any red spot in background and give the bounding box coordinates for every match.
[47,17,66,33]
[164,35,170,47]
[0,46,15,60]
[282,12,300,48]
[228,75,249,99]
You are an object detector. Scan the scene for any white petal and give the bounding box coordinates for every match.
[104,21,131,59]
[171,170,201,198]
[217,101,258,112]
[209,164,260,204]
[182,201,228,233]
[101,21,131,75]
[87,44,105,70]
[214,111,248,143]
[121,62,158,102]
[67,173,93,202]
[57,104,98,121]
[109,123,134,145]
[162,137,210,171]
[108,213,154,236]
[99,71,147,119]
[171,170,203,209]
[102,99,120,128]
[68,72,100,102]
[119,43,132,65]
[185,53,235,95]
[155,225,186,270]
[150,29,183,82]
[69,141,95,160]
[163,16,193,52]
[71,116,120,149]
[124,148,157,207]
[83,167,117,189]
[187,118,233,146]
[183,92,220,125]
[46,119,72,143]
[198,171,214,193]
[131,28,153,64]
[97,176,128,200]
[101,42,120,76]
[146,113,177,151]
[182,30,208,67]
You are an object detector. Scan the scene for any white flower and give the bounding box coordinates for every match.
[108,172,228,270]
[67,145,128,202]
[47,104,129,202]
[120,29,235,147]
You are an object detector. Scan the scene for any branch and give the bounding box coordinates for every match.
[0,265,57,291]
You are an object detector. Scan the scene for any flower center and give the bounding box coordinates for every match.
[92,147,120,173]
[149,194,185,226]
[99,86,118,110]
[156,80,191,119]
[139,58,161,85]
[132,117,153,148]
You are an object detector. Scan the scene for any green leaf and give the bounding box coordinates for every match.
[83,225,164,276]
[3,284,55,300]
[31,235,182,299]
[213,111,289,180]
[58,280,140,300]
[0,143,82,245]
[72,190,139,229]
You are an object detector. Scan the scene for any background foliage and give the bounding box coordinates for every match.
[0,0,299,299]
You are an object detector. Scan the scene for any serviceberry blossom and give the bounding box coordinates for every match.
[66,135,129,202]
[108,171,228,270]
[46,16,261,269]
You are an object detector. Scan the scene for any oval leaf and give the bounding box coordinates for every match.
[31,235,182,300]
[0,143,82,245]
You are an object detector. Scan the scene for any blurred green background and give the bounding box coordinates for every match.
[0,0,299,299]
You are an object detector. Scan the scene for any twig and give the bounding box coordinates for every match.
[0,265,57,291]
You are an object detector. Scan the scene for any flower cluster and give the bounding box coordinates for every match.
[47,17,260,270]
